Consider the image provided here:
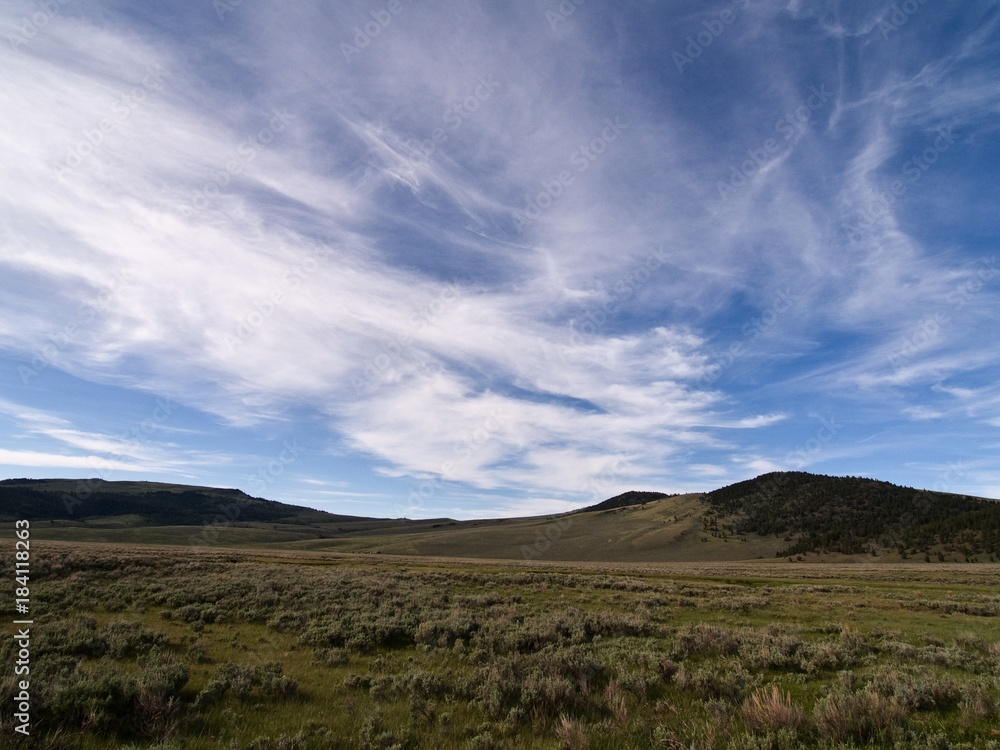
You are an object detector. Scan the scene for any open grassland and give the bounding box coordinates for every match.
[2,542,999,749]
[27,494,792,563]
[13,474,1000,564]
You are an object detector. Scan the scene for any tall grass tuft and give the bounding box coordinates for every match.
[740,685,804,734]
[813,688,906,744]
[555,714,589,750]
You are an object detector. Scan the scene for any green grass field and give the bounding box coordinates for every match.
[15,474,1000,565]
[27,494,793,562]
[3,541,999,749]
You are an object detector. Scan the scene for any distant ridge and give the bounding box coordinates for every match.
[4,472,999,562]
[578,490,674,513]
[0,478,364,526]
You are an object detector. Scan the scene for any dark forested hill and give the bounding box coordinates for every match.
[0,478,362,525]
[704,471,1000,559]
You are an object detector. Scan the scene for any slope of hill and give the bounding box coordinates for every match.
[6,473,999,562]
[7,478,778,561]
[577,490,674,513]
[279,493,787,562]
[704,471,1000,560]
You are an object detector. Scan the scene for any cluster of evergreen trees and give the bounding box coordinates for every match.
[705,472,998,559]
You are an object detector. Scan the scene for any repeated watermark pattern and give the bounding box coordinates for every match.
[5,0,73,52]
[784,413,839,470]
[513,117,628,230]
[672,0,751,73]
[546,0,587,31]
[18,269,133,385]
[394,407,508,519]
[887,256,996,373]
[716,84,833,201]
[213,0,243,21]
[247,439,302,496]
[876,0,929,39]
[54,65,165,180]
[699,287,799,387]
[562,246,670,349]
[390,75,501,179]
[226,251,333,350]
[742,413,840,511]
[340,0,407,63]
[844,126,957,243]
[189,438,302,547]
[63,397,179,515]
[351,282,462,395]
[179,109,293,217]
[521,451,632,559]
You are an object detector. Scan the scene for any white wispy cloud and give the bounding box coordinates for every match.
[1,0,997,510]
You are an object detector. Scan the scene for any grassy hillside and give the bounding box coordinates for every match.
[8,473,1000,563]
[578,490,675,513]
[19,489,791,562]
[277,494,788,563]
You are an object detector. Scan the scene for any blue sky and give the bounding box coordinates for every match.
[1,0,998,519]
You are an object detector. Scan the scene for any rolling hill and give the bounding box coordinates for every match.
[0,478,361,525]
[577,489,675,512]
[703,471,1000,560]
[4,473,998,562]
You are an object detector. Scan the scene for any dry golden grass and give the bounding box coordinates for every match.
[814,689,907,744]
[741,684,804,733]
[555,714,589,750]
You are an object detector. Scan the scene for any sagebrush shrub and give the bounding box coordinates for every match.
[813,688,907,743]
[102,620,168,659]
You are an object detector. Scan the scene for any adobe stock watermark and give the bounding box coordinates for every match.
[394,407,508,518]
[513,116,628,230]
[189,492,253,548]
[716,84,833,201]
[890,461,967,541]
[673,0,751,73]
[699,287,799,386]
[5,0,73,52]
[179,109,293,217]
[546,0,587,31]
[341,0,407,63]
[887,256,997,373]
[351,282,462,395]
[554,246,669,364]
[189,438,302,547]
[784,413,839,470]
[247,439,302,496]
[213,0,243,21]
[521,451,632,560]
[63,397,180,515]
[393,76,501,175]
[927,460,969,495]
[18,269,133,385]
[876,0,928,40]
[54,65,165,179]
[844,126,957,243]
[226,251,332,350]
